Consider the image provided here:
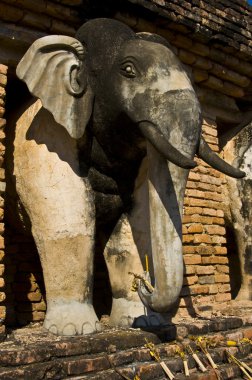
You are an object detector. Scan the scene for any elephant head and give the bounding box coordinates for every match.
[17,18,245,314]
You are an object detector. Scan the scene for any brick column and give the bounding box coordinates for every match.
[0,64,7,338]
[180,117,231,317]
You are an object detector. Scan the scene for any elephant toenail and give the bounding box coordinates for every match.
[95,321,102,332]
[63,323,77,336]
[82,322,94,334]
[119,316,130,326]
[48,325,58,335]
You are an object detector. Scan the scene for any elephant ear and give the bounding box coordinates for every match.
[16,35,93,139]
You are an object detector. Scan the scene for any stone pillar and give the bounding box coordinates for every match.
[0,64,7,339]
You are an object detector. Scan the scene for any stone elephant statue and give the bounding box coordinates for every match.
[7,18,244,336]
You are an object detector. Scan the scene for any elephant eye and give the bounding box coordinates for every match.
[120,63,136,78]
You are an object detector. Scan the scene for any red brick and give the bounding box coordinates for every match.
[204,135,219,145]
[0,264,4,276]
[185,189,205,198]
[215,293,231,302]
[211,236,227,244]
[202,125,218,137]
[17,301,46,312]
[216,265,229,273]
[187,224,204,233]
[0,292,5,302]
[216,210,224,217]
[0,305,5,319]
[184,255,202,265]
[208,284,219,294]
[184,206,203,215]
[194,295,215,305]
[177,307,195,318]
[195,182,220,193]
[182,225,188,234]
[202,208,217,216]
[243,328,252,340]
[218,284,231,293]
[138,362,164,378]
[226,331,243,342]
[194,234,212,244]
[212,217,225,225]
[22,12,51,30]
[183,275,198,285]
[188,172,201,181]
[198,275,215,284]
[31,311,45,321]
[0,65,7,75]
[67,356,110,375]
[184,265,196,275]
[199,174,222,186]
[196,265,215,275]
[0,74,7,87]
[215,246,227,255]
[190,285,209,295]
[182,234,194,243]
[204,192,223,202]
[17,311,45,323]
[202,256,228,264]
[205,225,226,235]
[215,274,230,283]
[173,34,193,49]
[185,180,197,189]
[0,108,5,118]
[194,56,213,71]
[179,49,196,64]
[16,291,42,302]
[185,197,220,208]
[183,246,195,254]
[196,246,216,255]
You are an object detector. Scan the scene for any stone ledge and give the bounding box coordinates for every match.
[0,307,252,379]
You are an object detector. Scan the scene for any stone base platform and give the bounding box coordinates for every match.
[1,302,252,379]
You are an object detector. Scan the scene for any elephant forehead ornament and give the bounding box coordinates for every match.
[13,18,245,335]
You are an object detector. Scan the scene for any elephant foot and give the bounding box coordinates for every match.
[109,298,145,327]
[44,301,100,336]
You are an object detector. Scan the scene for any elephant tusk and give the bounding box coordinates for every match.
[139,121,196,169]
[198,137,245,179]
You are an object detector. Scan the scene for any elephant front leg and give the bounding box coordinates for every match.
[104,158,153,326]
[104,214,145,327]
[14,121,99,335]
[38,233,99,336]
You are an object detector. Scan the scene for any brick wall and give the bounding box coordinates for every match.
[0,0,82,36]
[180,117,231,316]
[4,232,46,327]
[0,64,7,338]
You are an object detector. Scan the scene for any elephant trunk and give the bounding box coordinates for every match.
[138,141,188,312]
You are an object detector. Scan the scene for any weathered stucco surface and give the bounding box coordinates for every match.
[223,123,252,300]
